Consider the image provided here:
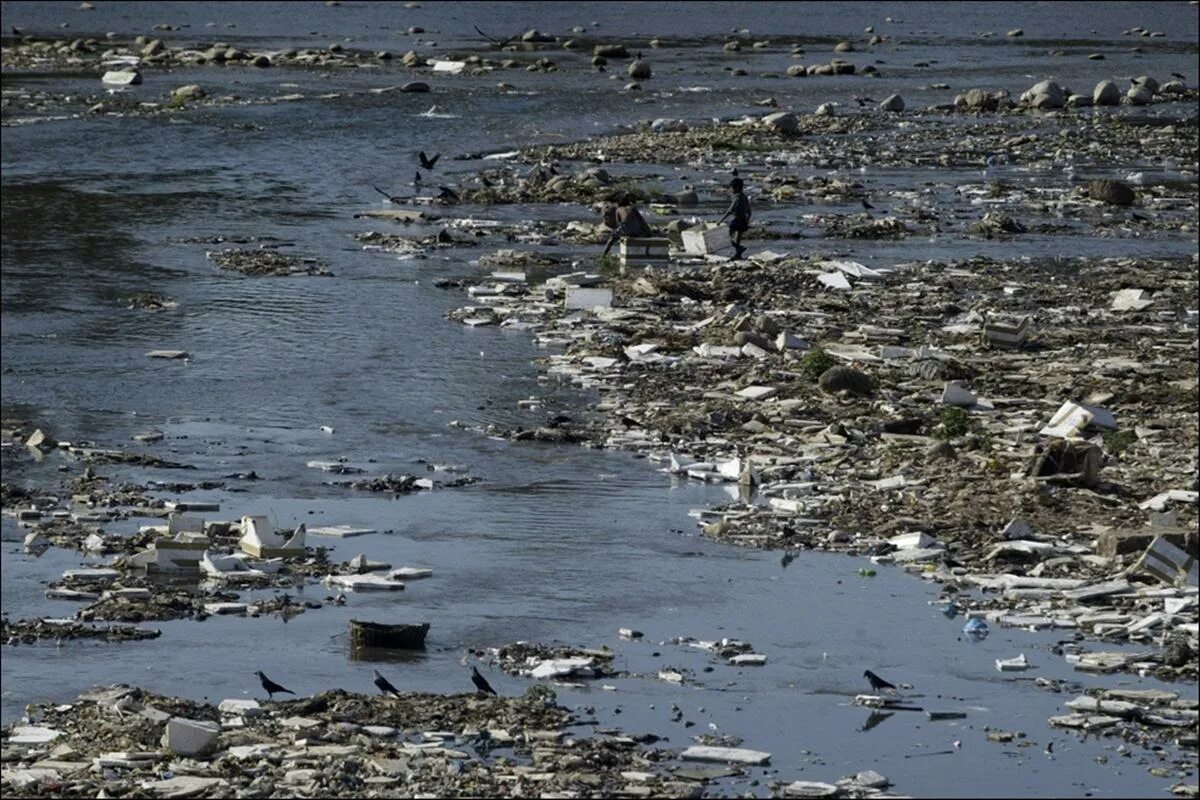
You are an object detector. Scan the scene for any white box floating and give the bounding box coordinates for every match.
[307,525,377,538]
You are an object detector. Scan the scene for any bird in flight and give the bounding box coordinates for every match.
[255,670,295,700]
[419,150,440,170]
[471,666,498,696]
[863,669,897,692]
[373,669,401,697]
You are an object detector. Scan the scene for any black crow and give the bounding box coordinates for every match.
[373,669,401,697]
[861,199,875,210]
[863,669,897,692]
[437,186,459,202]
[413,171,423,186]
[471,666,497,696]
[419,150,440,170]
[255,670,295,700]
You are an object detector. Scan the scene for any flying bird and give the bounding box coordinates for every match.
[373,669,401,697]
[418,150,440,170]
[471,666,498,696]
[255,671,295,700]
[863,669,897,692]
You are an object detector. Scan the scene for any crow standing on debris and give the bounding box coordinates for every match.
[255,670,295,700]
[863,669,897,692]
[373,669,401,697]
[418,150,441,170]
[471,666,498,696]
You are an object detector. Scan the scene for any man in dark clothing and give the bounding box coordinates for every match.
[719,177,751,260]
[602,195,653,256]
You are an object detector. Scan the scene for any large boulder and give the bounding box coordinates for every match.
[879,94,904,112]
[594,44,629,58]
[522,29,555,43]
[1087,179,1135,206]
[762,111,798,133]
[1126,85,1153,105]
[786,64,808,77]
[170,84,205,102]
[818,366,874,397]
[960,88,1000,111]
[627,58,651,79]
[1020,80,1065,109]
[1092,80,1121,106]
[1132,75,1159,93]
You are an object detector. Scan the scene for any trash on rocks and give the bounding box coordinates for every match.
[681,225,731,255]
[1040,401,1117,438]
[1135,536,1199,586]
[161,717,219,755]
[349,619,429,649]
[995,653,1030,671]
[322,573,406,591]
[564,286,614,310]
[982,315,1032,348]
[1111,288,1153,311]
[680,745,771,765]
[307,524,377,538]
[620,237,670,268]
[238,516,305,557]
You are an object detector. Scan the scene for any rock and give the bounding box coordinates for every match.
[879,93,904,112]
[594,44,629,59]
[1088,179,1136,206]
[628,58,651,79]
[818,366,874,397]
[1020,80,1065,108]
[251,54,271,67]
[401,50,423,67]
[762,111,798,133]
[674,185,699,206]
[1161,639,1193,668]
[1133,75,1159,93]
[834,40,854,52]
[1066,93,1092,107]
[141,39,164,57]
[400,81,430,93]
[786,64,808,77]
[926,441,957,460]
[961,88,1000,111]
[1093,80,1121,105]
[170,84,205,102]
[815,102,837,116]
[1160,80,1186,95]
[522,29,555,43]
[723,41,741,52]
[591,56,607,67]
[1126,85,1153,105]
[1007,28,1024,37]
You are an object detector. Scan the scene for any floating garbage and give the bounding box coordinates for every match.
[963,618,989,639]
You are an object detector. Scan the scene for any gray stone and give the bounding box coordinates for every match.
[1132,75,1159,93]
[1126,85,1153,105]
[400,81,430,93]
[594,44,629,58]
[628,58,651,79]
[1088,179,1136,206]
[786,64,808,77]
[762,111,798,133]
[879,93,904,112]
[818,366,874,397]
[1093,80,1121,106]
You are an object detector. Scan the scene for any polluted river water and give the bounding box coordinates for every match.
[2,1,1198,797]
